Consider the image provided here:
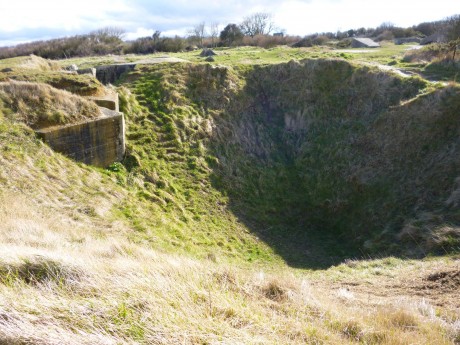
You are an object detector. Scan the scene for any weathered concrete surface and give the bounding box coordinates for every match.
[394,37,421,45]
[36,108,125,167]
[77,68,97,77]
[351,38,380,48]
[95,64,136,85]
[420,33,446,45]
[88,92,119,111]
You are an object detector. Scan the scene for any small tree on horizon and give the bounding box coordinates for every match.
[210,22,220,47]
[240,12,275,37]
[152,30,161,44]
[90,27,125,43]
[190,22,206,47]
[220,24,244,46]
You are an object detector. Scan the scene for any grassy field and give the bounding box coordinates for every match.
[50,41,460,84]
[54,42,414,65]
[0,47,459,344]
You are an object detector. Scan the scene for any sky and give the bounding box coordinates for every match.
[0,0,458,47]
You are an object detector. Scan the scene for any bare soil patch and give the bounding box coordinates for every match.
[316,259,460,310]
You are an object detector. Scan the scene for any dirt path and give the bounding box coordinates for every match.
[361,61,414,78]
[360,61,449,85]
[135,56,188,64]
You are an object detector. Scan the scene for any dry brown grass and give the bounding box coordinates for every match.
[0,187,458,344]
[403,44,460,64]
[0,80,100,129]
[17,54,62,71]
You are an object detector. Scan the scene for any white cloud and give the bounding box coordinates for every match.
[161,29,189,37]
[274,0,460,35]
[0,0,130,32]
[124,28,155,41]
[0,0,458,45]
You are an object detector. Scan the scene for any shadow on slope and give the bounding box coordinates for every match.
[208,61,460,268]
[119,60,459,269]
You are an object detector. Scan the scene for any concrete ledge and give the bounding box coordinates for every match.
[88,92,119,112]
[36,108,125,168]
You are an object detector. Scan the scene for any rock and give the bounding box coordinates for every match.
[205,56,215,62]
[446,177,460,208]
[200,49,216,57]
[66,64,78,72]
[1,68,13,72]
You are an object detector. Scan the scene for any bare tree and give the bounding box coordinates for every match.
[378,22,395,30]
[210,22,219,47]
[90,27,125,43]
[190,22,206,47]
[240,13,275,37]
[152,30,161,43]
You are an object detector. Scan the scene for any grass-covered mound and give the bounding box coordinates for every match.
[0,55,104,96]
[0,80,100,128]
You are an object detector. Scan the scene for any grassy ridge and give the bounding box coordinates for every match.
[0,80,100,128]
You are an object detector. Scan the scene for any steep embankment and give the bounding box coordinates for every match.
[117,59,459,267]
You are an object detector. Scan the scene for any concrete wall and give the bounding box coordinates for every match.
[77,68,97,77]
[95,64,136,85]
[36,108,125,168]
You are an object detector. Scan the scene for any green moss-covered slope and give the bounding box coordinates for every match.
[113,59,459,267]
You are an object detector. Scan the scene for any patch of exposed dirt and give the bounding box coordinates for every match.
[315,259,460,310]
[426,269,460,287]
[413,268,460,305]
[398,264,460,308]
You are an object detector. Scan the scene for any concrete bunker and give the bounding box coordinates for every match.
[95,64,136,85]
[36,108,125,168]
[351,37,380,48]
